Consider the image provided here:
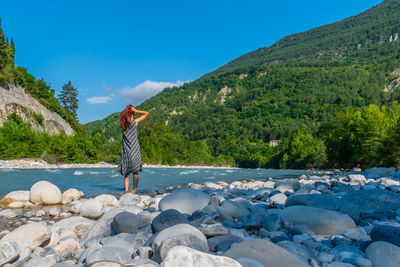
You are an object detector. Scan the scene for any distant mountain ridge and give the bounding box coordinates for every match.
[210,0,400,75]
[87,0,400,167]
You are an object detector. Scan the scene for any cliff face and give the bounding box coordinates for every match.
[0,84,74,135]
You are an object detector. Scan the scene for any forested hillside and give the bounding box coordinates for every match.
[87,0,400,168]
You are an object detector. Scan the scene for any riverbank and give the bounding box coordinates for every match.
[0,167,399,266]
[0,159,236,170]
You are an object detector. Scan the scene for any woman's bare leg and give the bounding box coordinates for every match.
[133,173,139,193]
[124,174,130,192]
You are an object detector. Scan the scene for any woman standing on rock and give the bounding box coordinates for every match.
[118,105,149,193]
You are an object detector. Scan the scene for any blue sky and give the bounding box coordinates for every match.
[0,0,383,123]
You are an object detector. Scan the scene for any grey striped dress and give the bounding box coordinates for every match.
[117,121,142,176]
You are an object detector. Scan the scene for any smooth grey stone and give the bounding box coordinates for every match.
[137,246,153,259]
[360,208,397,220]
[280,206,356,236]
[162,246,241,267]
[112,211,144,234]
[208,234,244,252]
[100,232,147,255]
[277,240,317,264]
[270,193,287,205]
[342,256,372,267]
[370,225,400,246]
[366,241,400,267]
[285,194,360,220]
[224,239,309,267]
[85,245,133,265]
[0,240,20,266]
[151,209,187,234]
[151,223,208,262]
[342,227,369,241]
[330,235,353,246]
[24,256,56,267]
[119,193,141,206]
[158,189,211,215]
[200,223,228,237]
[220,200,250,218]
[315,182,330,191]
[236,257,265,267]
[342,189,400,211]
[331,244,364,260]
[247,188,274,199]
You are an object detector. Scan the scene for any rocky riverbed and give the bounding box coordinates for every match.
[0,167,400,266]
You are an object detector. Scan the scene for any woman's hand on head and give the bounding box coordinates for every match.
[131,106,137,112]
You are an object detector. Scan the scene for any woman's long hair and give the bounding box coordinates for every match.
[119,105,135,131]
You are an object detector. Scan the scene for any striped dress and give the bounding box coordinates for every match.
[117,120,142,176]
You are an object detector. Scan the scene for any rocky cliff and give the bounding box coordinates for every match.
[0,84,74,135]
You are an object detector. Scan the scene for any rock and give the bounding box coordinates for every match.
[285,194,360,219]
[79,198,103,218]
[151,223,208,262]
[53,239,80,255]
[280,206,356,236]
[151,209,188,234]
[318,252,335,264]
[119,193,141,206]
[85,246,134,265]
[0,239,20,266]
[80,205,142,244]
[138,246,153,259]
[49,207,60,217]
[331,244,364,260]
[61,188,83,204]
[0,222,51,250]
[101,232,148,255]
[224,239,309,267]
[364,167,395,179]
[220,199,250,218]
[326,263,354,267]
[7,201,32,208]
[277,240,316,264]
[0,209,17,219]
[270,193,287,205]
[348,174,367,185]
[162,246,242,267]
[342,227,370,241]
[36,209,46,217]
[2,190,30,202]
[204,182,223,190]
[24,255,56,267]
[236,257,265,267]
[113,211,145,234]
[247,188,274,199]
[361,207,397,220]
[208,234,244,252]
[200,223,228,237]
[262,213,284,231]
[95,194,119,208]
[158,189,211,215]
[342,257,372,267]
[370,225,400,246]
[51,216,94,238]
[342,189,400,211]
[275,180,300,193]
[29,180,62,205]
[366,241,400,267]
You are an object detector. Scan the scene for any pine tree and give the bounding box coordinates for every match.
[59,81,79,118]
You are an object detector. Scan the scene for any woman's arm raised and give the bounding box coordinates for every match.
[131,106,149,125]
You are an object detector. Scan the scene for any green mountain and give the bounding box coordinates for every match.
[87,0,400,168]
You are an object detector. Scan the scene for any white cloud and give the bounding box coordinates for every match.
[86,96,113,104]
[110,80,186,105]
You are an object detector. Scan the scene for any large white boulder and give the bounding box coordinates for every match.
[162,246,242,267]
[61,188,83,204]
[94,194,119,208]
[2,190,30,202]
[30,181,62,205]
[0,222,51,250]
[280,206,356,236]
[79,199,103,218]
[159,189,211,214]
[224,239,309,267]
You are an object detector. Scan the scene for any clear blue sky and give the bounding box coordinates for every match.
[0,0,383,123]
